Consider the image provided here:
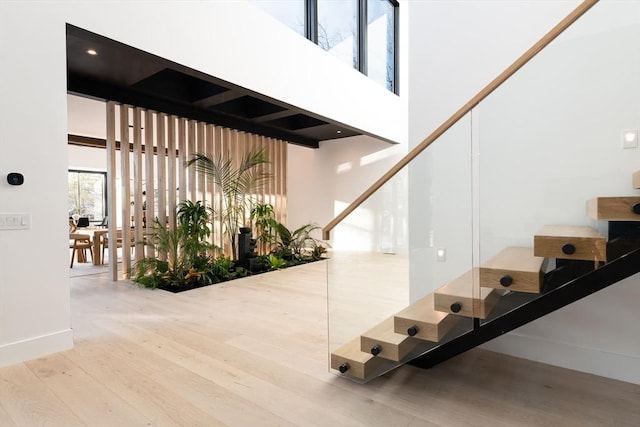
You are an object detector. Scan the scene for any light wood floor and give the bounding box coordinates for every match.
[1,260,639,426]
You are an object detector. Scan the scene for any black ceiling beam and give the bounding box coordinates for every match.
[67,73,319,149]
[193,90,246,109]
[253,109,299,123]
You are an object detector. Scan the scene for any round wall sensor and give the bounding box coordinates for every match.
[7,172,24,186]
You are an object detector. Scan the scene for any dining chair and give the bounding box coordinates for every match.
[101,229,135,264]
[69,232,92,267]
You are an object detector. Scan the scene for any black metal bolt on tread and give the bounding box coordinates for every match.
[632,203,640,215]
[500,275,513,287]
[450,302,462,313]
[407,326,419,336]
[562,243,576,255]
[338,363,349,373]
[371,345,382,356]
[371,344,382,356]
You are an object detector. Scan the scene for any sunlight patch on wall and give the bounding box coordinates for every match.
[336,162,353,174]
[360,145,402,167]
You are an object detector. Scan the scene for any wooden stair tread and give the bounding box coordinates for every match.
[535,224,602,239]
[587,197,640,221]
[330,337,385,380]
[360,317,417,362]
[433,268,499,319]
[434,268,493,299]
[534,225,606,262]
[480,247,546,294]
[633,171,640,189]
[394,293,460,342]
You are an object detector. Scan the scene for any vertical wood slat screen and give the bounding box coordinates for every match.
[105,102,118,281]
[119,105,132,278]
[107,103,288,280]
[132,108,144,262]
[144,110,156,260]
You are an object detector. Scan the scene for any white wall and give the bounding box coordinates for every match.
[408,0,640,383]
[0,0,405,367]
[288,136,407,251]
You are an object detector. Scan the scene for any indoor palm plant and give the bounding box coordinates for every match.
[187,149,270,259]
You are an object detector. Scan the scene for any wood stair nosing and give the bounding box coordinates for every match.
[633,170,640,190]
[533,225,606,262]
[393,293,460,342]
[359,316,418,362]
[587,196,640,222]
[479,246,547,294]
[433,268,499,319]
[330,337,385,380]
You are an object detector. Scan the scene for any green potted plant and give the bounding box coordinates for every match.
[250,202,276,254]
[131,200,217,291]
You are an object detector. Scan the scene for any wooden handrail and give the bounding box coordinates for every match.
[322,0,599,240]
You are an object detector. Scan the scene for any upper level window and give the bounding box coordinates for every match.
[249,0,398,94]
[317,0,358,69]
[367,0,395,91]
[251,0,305,37]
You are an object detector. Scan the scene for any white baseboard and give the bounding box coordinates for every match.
[0,329,73,368]
[482,333,640,385]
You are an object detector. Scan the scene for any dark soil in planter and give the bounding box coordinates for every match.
[155,259,323,293]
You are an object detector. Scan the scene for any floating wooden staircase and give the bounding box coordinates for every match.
[330,170,640,381]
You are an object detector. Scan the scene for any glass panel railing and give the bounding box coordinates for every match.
[328,114,474,382]
[476,0,640,325]
[327,0,639,382]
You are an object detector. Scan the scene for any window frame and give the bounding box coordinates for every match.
[311,0,399,94]
[68,169,108,224]
[251,0,399,94]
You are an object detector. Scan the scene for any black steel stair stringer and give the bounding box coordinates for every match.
[409,248,640,370]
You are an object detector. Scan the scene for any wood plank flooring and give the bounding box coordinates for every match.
[1,259,639,426]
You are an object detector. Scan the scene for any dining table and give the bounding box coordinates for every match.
[73,227,108,265]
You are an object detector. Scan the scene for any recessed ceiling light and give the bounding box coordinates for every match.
[86,49,98,56]
[336,130,342,134]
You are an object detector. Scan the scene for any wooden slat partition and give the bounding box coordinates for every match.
[105,102,118,281]
[205,124,215,248]
[178,118,187,205]
[165,115,174,229]
[214,126,224,252]
[156,114,168,262]
[322,0,600,240]
[132,107,144,262]
[144,110,155,259]
[119,104,132,278]
[104,103,289,280]
[197,122,206,204]
[188,120,197,202]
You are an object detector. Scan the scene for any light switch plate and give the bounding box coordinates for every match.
[0,213,30,230]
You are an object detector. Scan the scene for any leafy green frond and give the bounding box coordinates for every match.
[186,149,271,259]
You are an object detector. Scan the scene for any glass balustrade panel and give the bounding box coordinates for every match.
[475,0,640,324]
[327,114,475,382]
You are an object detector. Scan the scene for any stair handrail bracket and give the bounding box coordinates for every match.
[322,0,599,241]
